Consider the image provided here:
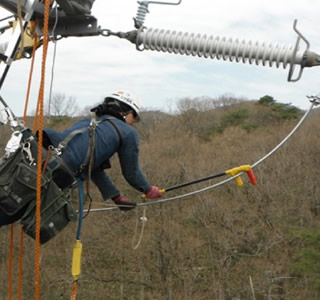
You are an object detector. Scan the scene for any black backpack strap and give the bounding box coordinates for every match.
[104,118,123,147]
[56,117,123,176]
[77,119,98,176]
[57,127,88,153]
[75,117,123,176]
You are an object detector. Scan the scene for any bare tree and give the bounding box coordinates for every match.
[46,93,80,117]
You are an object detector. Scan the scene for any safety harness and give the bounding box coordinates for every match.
[56,115,123,218]
[56,116,123,177]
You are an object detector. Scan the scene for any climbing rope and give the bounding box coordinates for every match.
[6,2,30,298]
[8,225,14,300]
[84,101,316,213]
[17,227,24,300]
[18,23,39,300]
[34,0,51,299]
[70,282,78,300]
[6,17,40,300]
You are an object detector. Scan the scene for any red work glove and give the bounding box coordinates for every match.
[145,186,163,199]
[112,195,136,211]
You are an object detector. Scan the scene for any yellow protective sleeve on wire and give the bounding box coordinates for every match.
[72,240,83,281]
[225,165,252,187]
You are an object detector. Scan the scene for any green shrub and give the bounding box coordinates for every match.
[293,229,320,298]
[222,108,250,126]
[257,95,301,120]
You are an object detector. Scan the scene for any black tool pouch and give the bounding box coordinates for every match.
[0,129,77,243]
[0,149,49,215]
[45,152,75,189]
[21,180,77,244]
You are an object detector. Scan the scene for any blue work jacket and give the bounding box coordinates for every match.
[44,115,151,200]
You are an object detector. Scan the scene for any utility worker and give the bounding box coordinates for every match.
[0,90,162,227]
[43,90,163,210]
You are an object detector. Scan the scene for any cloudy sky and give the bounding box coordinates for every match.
[0,0,319,116]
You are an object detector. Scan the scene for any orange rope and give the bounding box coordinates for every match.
[70,281,78,300]
[8,224,14,300]
[14,24,40,300]
[7,17,40,300]
[17,227,24,300]
[35,1,50,299]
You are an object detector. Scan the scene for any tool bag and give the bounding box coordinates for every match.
[20,180,77,244]
[0,129,77,243]
[0,148,45,215]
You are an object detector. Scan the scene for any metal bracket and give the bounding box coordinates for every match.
[135,0,182,29]
[287,20,310,82]
[307,94,320,106]
[0,0,39,88]
[38,15,100,38]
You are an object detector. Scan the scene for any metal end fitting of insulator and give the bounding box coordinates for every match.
[303,51,320,68]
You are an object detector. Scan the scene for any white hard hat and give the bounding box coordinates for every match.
[106,90,141,118]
